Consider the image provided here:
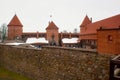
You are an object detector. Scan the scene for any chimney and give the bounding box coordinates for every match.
[48,21,51,24]
[90,17,92,23]
[36,31,39,38]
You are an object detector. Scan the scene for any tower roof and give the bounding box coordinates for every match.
[80,14,120,35]
[80,15,91,27]
[46,21,59,30]
[8,14,23,27]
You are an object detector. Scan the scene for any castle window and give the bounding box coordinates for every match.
[108,35,113,41]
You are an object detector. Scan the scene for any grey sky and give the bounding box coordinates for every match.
[0,0,120,32]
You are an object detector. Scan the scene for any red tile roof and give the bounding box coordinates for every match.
[80,14,120,34]
[8,14,23,27]
[46,21,59,30]
[80,15,91,27]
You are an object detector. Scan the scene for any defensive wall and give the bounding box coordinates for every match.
[0,45,116,80]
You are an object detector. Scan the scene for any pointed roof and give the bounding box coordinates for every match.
[80,15,91,27]
[8,14,23,27]
[46,21,59,30]
[80,14,120,35]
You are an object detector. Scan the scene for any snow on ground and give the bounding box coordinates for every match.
[5,42,24,45]
[26,37,48,44]
[4,38,78,45]
[62,38,78,43]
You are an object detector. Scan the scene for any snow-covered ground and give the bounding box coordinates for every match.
[4,38,78,46]
[62,38,78,43]
[26,37,48,44]
[5,42,24,45]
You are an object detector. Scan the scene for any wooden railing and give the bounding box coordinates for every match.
[110,55,120,80]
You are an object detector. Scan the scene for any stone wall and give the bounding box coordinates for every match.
[0,45,115,80]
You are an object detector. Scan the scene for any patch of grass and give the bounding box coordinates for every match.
[0,65,32,80]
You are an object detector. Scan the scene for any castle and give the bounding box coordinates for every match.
[79,14,120,54]
[7,14,120,54]
[7,14,79,47]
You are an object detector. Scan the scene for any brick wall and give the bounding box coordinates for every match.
[0,45,115,80]
[97,29,120,54]
[80,34,97,40]
[8,26,23,40]
[46,29,59,45]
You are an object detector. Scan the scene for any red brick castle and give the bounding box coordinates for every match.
[7,14,79,46]
[7,14,120,54]
[79,14,120,54]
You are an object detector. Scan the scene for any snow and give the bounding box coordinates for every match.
[5,42,24,45]
[4,38,78,45]
[62,38,78,43]
[26,37,48,44]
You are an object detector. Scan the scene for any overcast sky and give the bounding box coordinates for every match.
[0,0,120,32]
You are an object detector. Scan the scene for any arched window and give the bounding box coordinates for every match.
[108,35,113,41]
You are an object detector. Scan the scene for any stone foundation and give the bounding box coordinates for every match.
[0,45,115,80]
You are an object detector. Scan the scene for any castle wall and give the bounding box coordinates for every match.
[46,29,59,45]
[97,29,120,54]
[8,26,23,40]
[0,45,115,80]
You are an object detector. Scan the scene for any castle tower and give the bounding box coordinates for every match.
[7,14,23,40]
[80,15,91,32]
[46,21,59,45]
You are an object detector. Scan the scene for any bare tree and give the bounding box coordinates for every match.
[0,23,7,42]
[73,28,78,33]
[63,30,68,33]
